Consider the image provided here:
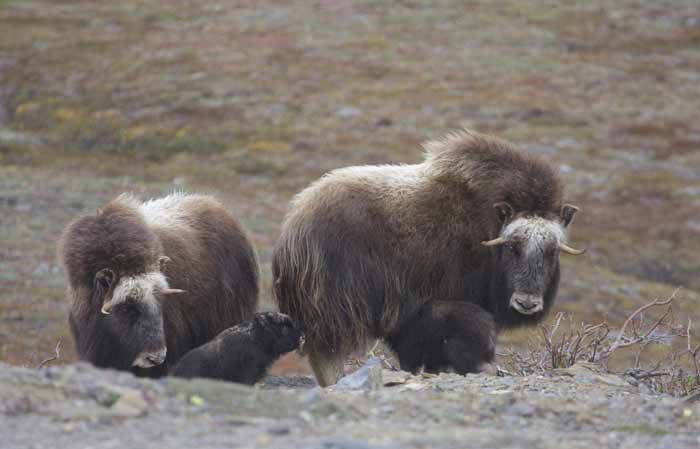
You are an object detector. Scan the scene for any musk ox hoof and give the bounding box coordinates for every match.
[478,362,498,376]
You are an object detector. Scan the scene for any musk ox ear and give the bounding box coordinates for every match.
[560,204,579,227]
[493,202,514,224]
[94,268,115,290]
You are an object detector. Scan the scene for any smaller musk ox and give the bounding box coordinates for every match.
[386,301,496,375]
[273,130,585,386]
[171,312,303,384]
[59,193,259,377]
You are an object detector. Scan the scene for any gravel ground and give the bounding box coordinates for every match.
[2,361,699,449]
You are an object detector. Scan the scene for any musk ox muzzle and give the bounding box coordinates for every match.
[509,292,543,315]
[132,347,167,368]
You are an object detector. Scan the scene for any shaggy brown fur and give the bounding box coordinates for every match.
[60,193,259,377]
[272,130,580,385]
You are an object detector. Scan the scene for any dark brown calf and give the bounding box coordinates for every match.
[170,312,302,384]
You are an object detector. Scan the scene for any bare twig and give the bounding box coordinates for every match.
[600,290,679,367]
[38,340,62,368]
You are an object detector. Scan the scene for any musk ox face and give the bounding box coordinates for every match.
[482,202,584,316]
[94,256,184,369]
[253,312,304,355]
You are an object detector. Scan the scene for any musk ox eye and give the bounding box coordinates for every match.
[158,256,171,271]
[507,243,520,256]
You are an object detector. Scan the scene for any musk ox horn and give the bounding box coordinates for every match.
[481,237,508,247]
[101,301,113,315]
[559,243,586,255]
[161,288,186,295]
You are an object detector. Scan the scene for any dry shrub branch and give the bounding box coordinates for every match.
[37,340,62,369]
[499,289,700,396]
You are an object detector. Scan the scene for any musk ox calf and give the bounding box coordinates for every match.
[170,312,303,384]
[386,300,496,375]
[273,130,585,385]
[59,193,259,377]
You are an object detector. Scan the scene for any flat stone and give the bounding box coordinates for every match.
[333,358,383,391]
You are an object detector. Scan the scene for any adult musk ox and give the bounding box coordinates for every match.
[59,193,259,377]
[171,312,303,384]
[273,130,585,386]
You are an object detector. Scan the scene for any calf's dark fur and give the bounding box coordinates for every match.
[386,301,496,375]
[170,312,302,384]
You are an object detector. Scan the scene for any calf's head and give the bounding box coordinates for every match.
[253,312,304,355]
[482,202,584,316]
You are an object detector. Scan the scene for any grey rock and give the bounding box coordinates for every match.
[109,389,149,417]
[333,358,383,391]
[383,370,411,386]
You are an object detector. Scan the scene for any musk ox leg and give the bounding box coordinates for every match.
[308,350,345,387]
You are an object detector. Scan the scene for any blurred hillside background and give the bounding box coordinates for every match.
[1,0,699,372]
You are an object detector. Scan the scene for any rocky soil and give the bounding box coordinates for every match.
[2,361,699,449]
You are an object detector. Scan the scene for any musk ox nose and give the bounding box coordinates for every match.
[510,293,543,315]
[517,298,536,310]
[132,347,167,368]
[147,352,166,365]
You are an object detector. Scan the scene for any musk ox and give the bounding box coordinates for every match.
[273,130,584,385]
[170,312,303,384]
[59,193,259,377]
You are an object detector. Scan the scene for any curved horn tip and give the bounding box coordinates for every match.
[161,288,186,295]
[481,237,507,247]
[559,244,586,255]
[100,305,111,315]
